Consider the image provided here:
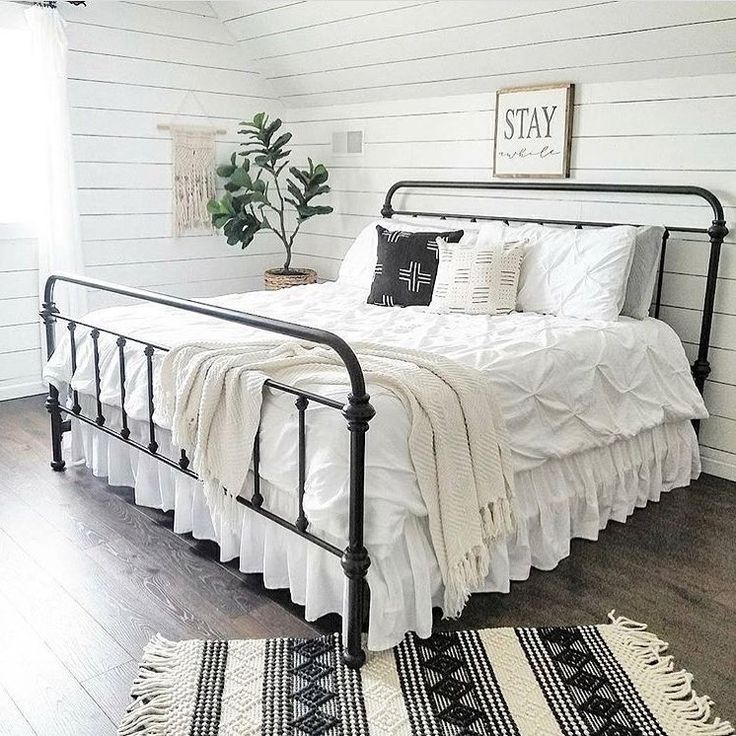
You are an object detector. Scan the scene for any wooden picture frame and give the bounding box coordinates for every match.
[493,82,575,179]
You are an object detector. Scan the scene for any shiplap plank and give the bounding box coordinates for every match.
[68,80,271,118]
[73,136,242,166]
[128,1,217,18]
[75,163,170,190]
[228,0,425,41]
[87,252,279,289]
[0,350,41,383]
[216,0,310,23]
[684,346,736,389]
[69,108,240,139]
[0,239,37,272]
[86,274,263,310]
[700,415,736,455]
[61,2,232,44]
[64,23,248,72]
[67,52,262,96]
[0,325,40,354]
[659,306,736,352]
[0,272,36,301]
[77,189,171,216]
[83,232,280,266]
[0,298,38,329]
[704,381,736,420]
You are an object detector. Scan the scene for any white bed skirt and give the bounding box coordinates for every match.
[68,415,700,650]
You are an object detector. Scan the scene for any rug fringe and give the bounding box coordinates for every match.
[117,635,181,736]
[608,612,734,736]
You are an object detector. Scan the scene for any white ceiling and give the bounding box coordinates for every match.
[206,0,736,107]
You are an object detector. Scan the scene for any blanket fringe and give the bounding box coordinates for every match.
[117,635,181,736]
[608,612,734,736]
[444,497,515,617]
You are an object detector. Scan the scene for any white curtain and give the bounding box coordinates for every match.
[25,5,87,324]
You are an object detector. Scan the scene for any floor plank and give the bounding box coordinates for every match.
[0,395,733,730]
[0,595,115,736]
[80,661,138,725]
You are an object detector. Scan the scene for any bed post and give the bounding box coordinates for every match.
[341,391,375,669]
[41,291,66,472]
[692,220,728,391]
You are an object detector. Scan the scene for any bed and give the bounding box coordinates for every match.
[41,180,728,669]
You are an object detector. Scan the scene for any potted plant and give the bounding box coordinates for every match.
[208,112,333,289]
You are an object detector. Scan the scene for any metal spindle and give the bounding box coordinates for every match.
[252,431,263,508]
[67,321,81,414]
[653,229,670,319]
[295,395,309,532]
[116,336,130,440]
[90,328,105,426]
[144,345,158,453]
[179,449,190,470]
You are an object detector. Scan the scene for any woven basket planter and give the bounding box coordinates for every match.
[264,267,318,290]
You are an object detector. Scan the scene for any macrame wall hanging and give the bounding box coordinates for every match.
[170,125,216,235]
[157,90,227,236]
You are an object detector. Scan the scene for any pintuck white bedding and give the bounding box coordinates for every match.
[44,281,708,650]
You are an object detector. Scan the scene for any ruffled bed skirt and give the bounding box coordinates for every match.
[68,414,700,651]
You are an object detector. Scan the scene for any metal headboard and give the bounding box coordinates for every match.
[381,181,728,399]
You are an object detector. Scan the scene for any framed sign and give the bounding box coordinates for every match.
[493,82,574,179]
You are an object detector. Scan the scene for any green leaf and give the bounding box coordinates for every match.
[212,214,231,229]
[229,167,252,189]
[252,112,265,129]
[271,132,292,151]
[216,164,236,178]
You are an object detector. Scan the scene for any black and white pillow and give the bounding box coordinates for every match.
[367,225,464,307]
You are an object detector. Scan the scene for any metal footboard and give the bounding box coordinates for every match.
[41,273,375,669]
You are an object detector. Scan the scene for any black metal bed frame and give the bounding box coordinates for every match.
[42,181,727,669]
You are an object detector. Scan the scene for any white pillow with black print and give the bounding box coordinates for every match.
[429,232,526,316]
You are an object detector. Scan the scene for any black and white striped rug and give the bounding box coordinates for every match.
[118,614,733,736]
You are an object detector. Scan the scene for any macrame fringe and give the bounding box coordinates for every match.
[117,635,181,736]
[608,612,734,736]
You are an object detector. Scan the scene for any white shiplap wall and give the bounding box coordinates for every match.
[282,73,736,480]
[0,0,282,400]
[219,0,736,107]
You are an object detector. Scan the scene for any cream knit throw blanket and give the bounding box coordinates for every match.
[158,340,515,618]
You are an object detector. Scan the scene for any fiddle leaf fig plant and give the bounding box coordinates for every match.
[207,112,333,273]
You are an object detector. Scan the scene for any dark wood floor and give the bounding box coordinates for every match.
[0,396,733,734]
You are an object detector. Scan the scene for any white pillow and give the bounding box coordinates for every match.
[510,223,637,321]
[429,234,525,315]
[337,218,477,290]
[621,225,665,319]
